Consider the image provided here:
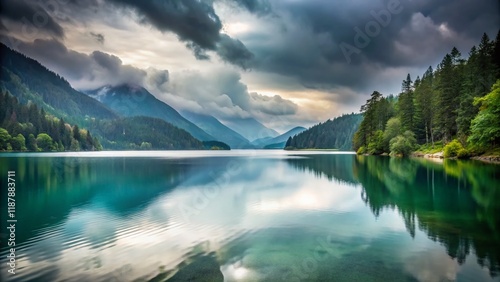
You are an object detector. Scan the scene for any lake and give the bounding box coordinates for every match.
[1,151,499,282]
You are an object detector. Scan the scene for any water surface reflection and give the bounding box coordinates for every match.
[0,151,498,281]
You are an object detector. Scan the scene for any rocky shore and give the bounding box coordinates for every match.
[412,151,500,164]
[471,155,500,163]
[411,152,444,159]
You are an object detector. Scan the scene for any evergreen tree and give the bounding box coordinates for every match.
[10,134,26,151]
[435,53,459,142]
[285,136,292,148]
[70,139,80,151]
[493,30,500,77]
[73,125,81,142]
[414,66,435,144]
[399,74,415,132]
[27,134,37,151]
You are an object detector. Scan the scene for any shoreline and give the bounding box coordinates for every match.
[412,151,500,164]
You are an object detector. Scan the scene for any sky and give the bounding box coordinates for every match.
[0,0,499,132]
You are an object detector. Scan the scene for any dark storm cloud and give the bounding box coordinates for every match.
[108,0,222,49]
[0,37,147,89]
[222,0,272,15]
[0,0,65,38]
[217,34,254,69]
[186,42,211,60]
[246,0,499,93]
[90,32,104,44]
[107,0,256,68]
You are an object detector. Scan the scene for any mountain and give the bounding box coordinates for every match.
[0,43,117,124]
[255,126,307,148]
[0,44,213,150]
[286,113,363,150]
[0,91,101,152]
[86,85,214,141]
[222,118,279,142]
[181,111,252,148]
[89,116,204,150]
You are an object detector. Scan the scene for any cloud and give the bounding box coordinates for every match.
[240,0,499,94]
[90,32,104,44]
[0,0,65,38]
[249,92,297,115]
[1,0,498,130]
[147,67,297,121]
[108,0,222,49]
[216,34,254,69]
[220,0,272,16]
[1,37,147,90]
[107,0,255,68]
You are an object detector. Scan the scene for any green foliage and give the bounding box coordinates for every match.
[357,146,366,155]
[390,131,417,157]
[367,130,384,155]
[70,139,80,151]
[10,133,26,151]
[288,113,362,150]
[457,148,469,159]
[140,142,153,150]
[399,74,415,132]
[27,134,37,151]
[443,139,465,158]
[0,91,100,152]
[353,31,500,157]
[90,116,204,150]
[468,80,500,150]
[0,127,11,150]
[36,133,54,151]
[0,43,117,124]
[383,117,402,152]
[202,141,230,150]
[87,84,213,141]
[417,141,444,154]
[354,91,394,150]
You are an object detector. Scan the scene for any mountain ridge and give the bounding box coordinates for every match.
[86,84,215,141]
[0,43,117,123]
[180,111,253,148]
[253,126,306,148]
[222,118,279,142]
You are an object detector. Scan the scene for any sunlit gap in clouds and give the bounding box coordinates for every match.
[223,22,251,35]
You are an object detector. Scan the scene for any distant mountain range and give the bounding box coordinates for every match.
[222,118,279,142]
[86,85,214,141]
[256,126,307,149]
[180,111,253,148]
[1,43,306,150]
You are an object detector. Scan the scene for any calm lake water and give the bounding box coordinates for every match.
[1,150,499,282]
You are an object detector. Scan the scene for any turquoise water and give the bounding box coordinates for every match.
[0,151,499,281]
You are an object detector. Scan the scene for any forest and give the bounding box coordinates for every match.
[353,31,500,157]
[0,91,101,151]
[89,116,205,150]
[0,44,229,151]
[285,113,362,150]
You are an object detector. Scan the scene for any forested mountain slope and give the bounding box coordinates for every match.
[286,113,362,150]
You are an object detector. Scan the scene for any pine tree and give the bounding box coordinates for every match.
[399,74,415,132]
[436,53,461,142]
